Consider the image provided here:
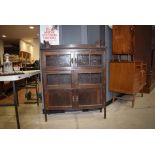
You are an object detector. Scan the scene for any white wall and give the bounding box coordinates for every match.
[20,39,39,62]
[33,38,39,60]
[0,40,4,64]
[20,40,33,62]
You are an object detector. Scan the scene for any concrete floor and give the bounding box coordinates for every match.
[0,88,155,129]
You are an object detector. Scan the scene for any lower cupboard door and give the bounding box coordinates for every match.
[46,89,73,110]
[77,88,103,109]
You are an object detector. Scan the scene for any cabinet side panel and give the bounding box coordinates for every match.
[109,62,134,93]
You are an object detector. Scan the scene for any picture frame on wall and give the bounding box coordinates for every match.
[40,25,59,49]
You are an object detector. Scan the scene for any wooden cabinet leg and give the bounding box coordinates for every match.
[141,87,144,97]
[104,107,106,119]
[112,96,115,103]
[100,108,102,112]
[45,110,47,122]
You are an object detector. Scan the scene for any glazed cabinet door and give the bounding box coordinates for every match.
[74,50,104,68]
[44,70,73,110]
[74,69,103,88]
[45,71,72,89]
[42,51,73,70]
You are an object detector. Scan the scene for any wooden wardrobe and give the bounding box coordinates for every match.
[112,25,153,93]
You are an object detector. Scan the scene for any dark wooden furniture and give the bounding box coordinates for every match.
[109,61,147,107]
[151,26,155,91]
[40,44,106,121]
[112,25,153,93]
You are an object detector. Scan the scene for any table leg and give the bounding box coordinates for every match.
[15,105,20,129]
[13,81,20,129]
[35,76,39,106]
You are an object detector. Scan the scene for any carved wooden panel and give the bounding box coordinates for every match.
[47,89,72,108]
[77,88,102,107]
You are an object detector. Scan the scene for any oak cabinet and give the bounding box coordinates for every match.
[41,45,106,119]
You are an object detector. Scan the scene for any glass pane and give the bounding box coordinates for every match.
[47,74,71,85]
[91,55,102,66]
[47,74,59,85]
[91,73,101,84]
[79,73,102,84]
[46,55,71,67]
[59,74,71,84]
[79,73,91,84]
[77,54,89,66]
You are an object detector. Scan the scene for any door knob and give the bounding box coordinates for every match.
[71,58,73,64]
[72,96,75,102]
[75,58,77,64]
[76,96,79,102]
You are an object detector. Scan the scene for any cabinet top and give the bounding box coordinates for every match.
[40,44,105,50]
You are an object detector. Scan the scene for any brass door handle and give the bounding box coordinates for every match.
[71,58,74,64]
[72,96,75,102]
[75,58,77,64]
[75,96,79,102]
[73,96,79,102]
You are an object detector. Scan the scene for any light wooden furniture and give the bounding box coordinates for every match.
[40,44,106,121]
[110,61,147,107]
[112,25,153,93]
[19,51,31,66]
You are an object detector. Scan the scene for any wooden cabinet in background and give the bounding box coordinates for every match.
[112,25,153,93]
[19,51,31,66]
[41,45,106,120]
[110,61,147,94]
[109,61,147,107]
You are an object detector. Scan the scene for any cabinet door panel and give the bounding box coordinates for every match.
[77,88,102,109]
[75,69,103,87]
[78,73,102,84]
[45,71,72,88]
[43,51,73,70]
[46,89,73,110]
[46,55,71,67]
[76,51,103,68]
[47,74,71,85]
[91,54,102,66]
[77,54,90,66]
